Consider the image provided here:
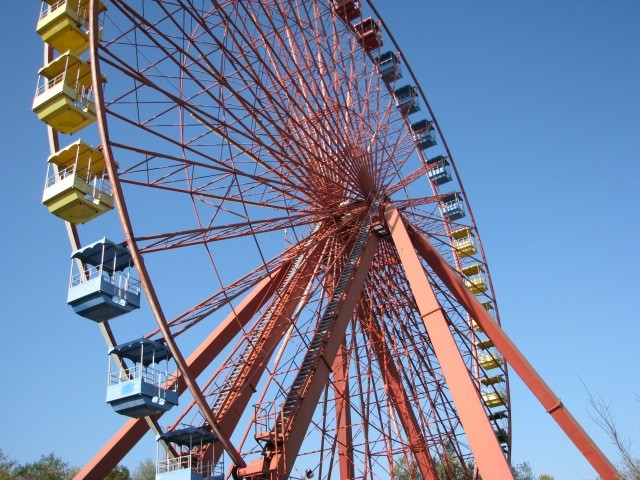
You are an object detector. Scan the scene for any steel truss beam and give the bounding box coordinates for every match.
[385,206,514,479]
[402,214,617,480]
[238,233,380,479]
[211,242,327,455]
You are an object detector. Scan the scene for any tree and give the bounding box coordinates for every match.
[586,388,640,480]
[132,458,155,480]
[512,462,535,480]
[0,449,17,480]
[105,464,131,480]
[394,453,476,480]
[11,453,76,480]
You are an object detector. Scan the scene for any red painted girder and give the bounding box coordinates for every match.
[333,342,355,480]
[212,242,326,433]
[270,234,379,477]
[385,207,514,480]
[359,301,439,480]
[238,233,380,479]
[403,218,618,480]
[73,265,288,479]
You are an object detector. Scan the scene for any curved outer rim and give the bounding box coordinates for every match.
[84,0,509,467]
[87,0,247,467]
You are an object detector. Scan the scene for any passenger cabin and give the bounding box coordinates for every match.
[494,428,509,444]
[480,374,505,386]
[472,301,494,331]
[482,389,507,408]
[410,120,437,150]
[478,352,504,370]
[489,410,508,421]
[107,338,178,417]
[156,427,223,480]
[461,263,488,294]
[67,238,141,322]
[32,52,105,134]
[394,85,420,116]
[377,51,402,83]
[331,0,361,22]
[42,139,114,224]
[451,227,477,257]
[440,193,465,221]
[37,0,106,55]
[482,301,494,315]
[353,18,382,52]
[426,156,452,186]
[474,338,494,350]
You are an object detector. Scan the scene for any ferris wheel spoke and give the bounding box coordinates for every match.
[133,211,317,253]
[364,262,467,461]
[253,1,360,155]
[209,243,327,417]
[221,8,368,199]
[238,223,379,478]
[104,4,323,195]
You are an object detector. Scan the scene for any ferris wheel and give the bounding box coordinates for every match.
[33,1,617,479]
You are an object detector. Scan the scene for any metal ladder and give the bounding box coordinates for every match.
[279,198,382,423]
[210,224,321,417]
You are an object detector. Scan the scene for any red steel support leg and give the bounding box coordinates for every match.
[272,235,378,477]
[213,246,327,444]
[74,266,287,479]
[385,207,514,479]
[359,302,439,480]
[333,342,355,480]
[238,234,380,479]
[403,216,618,480]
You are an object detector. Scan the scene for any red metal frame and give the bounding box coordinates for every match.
[333,342,355,480]
[238,233,380,479]
[386,207,514,479]
[43,1,614,477]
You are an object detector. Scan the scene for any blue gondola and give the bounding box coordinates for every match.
[377,51,402,83]
[67,237,141,322]
[440,193,465,221]
[106,338,179,418]
[156,427,223,480]
[410,119,437,150]
[426,155,452,185]
[394,85,420,116]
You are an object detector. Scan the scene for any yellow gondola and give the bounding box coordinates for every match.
[482,390,507,408]
[452,227,477,257]
[462,263,488,294]
[32,52,106,134]
[478,352,504,370]
[36,0,106,55]
[42,139,114,223]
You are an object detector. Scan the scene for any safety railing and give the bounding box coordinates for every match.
[39,0,69,20]
[45,165,112,196]
[108,364,178,391]
[35,72,65,97]
[157,456,217,476]
[70,268,141,296]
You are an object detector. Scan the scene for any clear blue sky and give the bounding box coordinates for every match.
[1,2,639,479]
